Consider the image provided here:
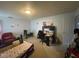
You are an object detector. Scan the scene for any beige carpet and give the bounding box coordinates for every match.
[25,37,65,58]
[0,40,20,53]
[0,37,65,58]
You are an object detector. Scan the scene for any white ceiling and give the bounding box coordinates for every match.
[0,1,79,20]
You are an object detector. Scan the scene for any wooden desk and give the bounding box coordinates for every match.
[45,32,53,37]
[45,32,53,46]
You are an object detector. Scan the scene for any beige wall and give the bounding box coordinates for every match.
[30,12,75,50]
[0,17,31,37]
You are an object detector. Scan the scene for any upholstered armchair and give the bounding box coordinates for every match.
[2,32,16,43]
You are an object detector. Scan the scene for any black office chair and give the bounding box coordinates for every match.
[37,30,45,43]
[24,30,28,38]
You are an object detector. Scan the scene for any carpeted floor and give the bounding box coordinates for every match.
[0,40,20,53]
[0,37,65,58]
[25,37,65,58]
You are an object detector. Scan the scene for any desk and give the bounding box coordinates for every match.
[45,32,53,37]
[45,32,53,46]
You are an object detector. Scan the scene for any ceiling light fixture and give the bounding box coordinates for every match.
[25,10,31,14]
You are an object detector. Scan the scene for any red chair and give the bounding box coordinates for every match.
[65,48,79,58]
[1,32,16,44]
